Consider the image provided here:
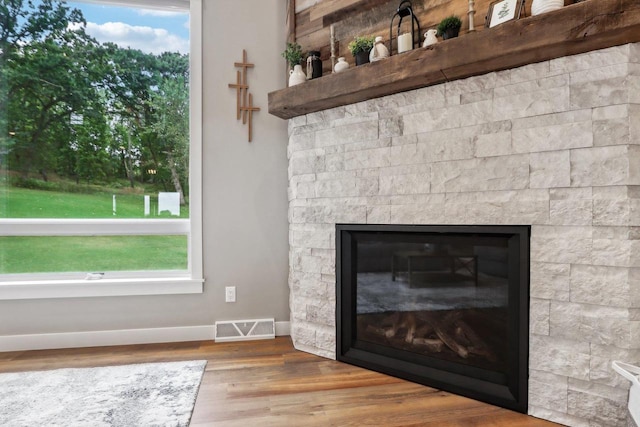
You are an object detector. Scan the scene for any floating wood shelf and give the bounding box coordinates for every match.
[268,0,640,120]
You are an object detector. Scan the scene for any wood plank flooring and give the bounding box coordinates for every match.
[0,337,559,426]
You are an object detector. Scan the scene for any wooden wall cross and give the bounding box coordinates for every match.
[228,70,247,120]
[228,49,260,142]
[244,93,260,142]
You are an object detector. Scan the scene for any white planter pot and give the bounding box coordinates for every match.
[334,57,349,73]
[531,0,564,16]
[288,64,306,87]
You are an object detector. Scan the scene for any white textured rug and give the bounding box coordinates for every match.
[0,360,206,427]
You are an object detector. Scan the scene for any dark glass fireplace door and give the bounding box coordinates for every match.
[337,225,529,413]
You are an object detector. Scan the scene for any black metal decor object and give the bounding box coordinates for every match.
[307,51,322,79]
[389,0,421,55]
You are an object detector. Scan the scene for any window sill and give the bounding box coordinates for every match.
[0,277,204,300]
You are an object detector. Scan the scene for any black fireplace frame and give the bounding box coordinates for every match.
[336,224,530,413]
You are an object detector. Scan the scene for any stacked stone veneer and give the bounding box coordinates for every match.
[287,43,640,427]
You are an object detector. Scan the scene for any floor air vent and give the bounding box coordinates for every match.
[214,318,275,342]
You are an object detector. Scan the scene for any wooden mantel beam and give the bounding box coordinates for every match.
[268,0,640,120]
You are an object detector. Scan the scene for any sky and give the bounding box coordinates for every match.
[68,1,190,55]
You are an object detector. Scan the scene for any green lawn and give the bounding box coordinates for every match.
[0,185,189,218]
[0,235,188,274]
[0,185,189,274]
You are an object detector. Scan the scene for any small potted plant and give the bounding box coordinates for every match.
[348,35,375,66]
[282,42,304,69]
[437,15,462,40]
[282,42,306,86]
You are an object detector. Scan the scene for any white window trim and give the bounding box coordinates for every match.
[72,0,189,11]
[1,219,190,236]
[0,277,203,300]
[0,0,203,300]
[189,0,203,289]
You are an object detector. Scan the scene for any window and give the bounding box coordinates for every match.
[0,0,203,299]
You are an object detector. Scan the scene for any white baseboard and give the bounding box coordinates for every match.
[0,321,291,352]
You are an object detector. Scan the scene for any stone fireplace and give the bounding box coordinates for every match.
[287,43,640,426]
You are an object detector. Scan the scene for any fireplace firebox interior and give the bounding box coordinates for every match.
[336,224,530,412]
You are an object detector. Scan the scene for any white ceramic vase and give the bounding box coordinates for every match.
[422,29,438,48]
[531,0,563,16]
[334,57,349,73]
[288,64,306,86]
[369,36,389,62]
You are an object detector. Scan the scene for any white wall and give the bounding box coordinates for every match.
[0,0,290,345]
[201,0,290,323]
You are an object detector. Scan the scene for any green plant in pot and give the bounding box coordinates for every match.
[281,42,304,69]
[282,42,306,86]
[348,35,375,66]
[437,15,462,40]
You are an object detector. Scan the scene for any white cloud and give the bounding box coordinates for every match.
[84,21,188,54]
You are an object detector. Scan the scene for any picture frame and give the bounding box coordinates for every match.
[485,0,524,28]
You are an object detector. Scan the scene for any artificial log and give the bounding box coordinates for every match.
[412,337,444,352]
[423,313,469,359]
[359,309,505,367]
[414,323,434,338]
[365,324,396,338]
[381,311,418,342]
[404,313,417,343]
[455,319,497,362]
[381,311,401,328]
[369,312,414,339]
[454,325,472,347]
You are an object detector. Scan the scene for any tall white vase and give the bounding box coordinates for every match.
[531,0,563,16]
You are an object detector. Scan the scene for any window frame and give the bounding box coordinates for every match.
[0,0,203,300]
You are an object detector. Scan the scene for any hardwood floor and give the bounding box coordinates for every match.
[0,337,559,426]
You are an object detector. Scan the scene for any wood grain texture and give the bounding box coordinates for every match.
[287,0,296,44]
[310,0,389,25]
[296,0,501,72]
[0,337,560,426]
[269,0,640,119]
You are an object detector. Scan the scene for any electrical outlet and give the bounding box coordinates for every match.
[225,286,236,303]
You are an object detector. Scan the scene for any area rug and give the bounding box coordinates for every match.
[0,360,206,427]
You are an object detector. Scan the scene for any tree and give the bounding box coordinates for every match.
[0,0,85,53]
[2,0,102,179]
[1,0,86,161]
[2,1,191,193]
[157,51,189,81]
[101,44,161,188]
[148,75,189,204]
